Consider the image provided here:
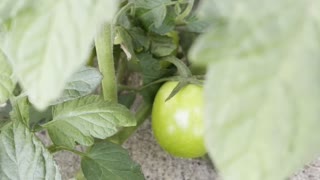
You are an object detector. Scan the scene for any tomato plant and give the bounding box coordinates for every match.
[0,0,319,180]
[0,0,207,179]
[152,81,206,158]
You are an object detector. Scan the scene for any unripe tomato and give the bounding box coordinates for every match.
[152,81,206,158]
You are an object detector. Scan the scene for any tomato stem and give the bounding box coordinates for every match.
[95,24,118,103]
[48,145,86,157]
[113,2,133,25]
[116,58,128,84]
[176,0,194,24]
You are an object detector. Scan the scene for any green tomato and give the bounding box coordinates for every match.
[152,81,206,158]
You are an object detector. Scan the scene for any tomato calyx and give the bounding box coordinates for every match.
[140,56,203,101]
[161,56,192,78]
[159,56,204,100]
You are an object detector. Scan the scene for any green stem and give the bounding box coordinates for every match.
[95,24,118,103]
[116,58,128,83]
[118,74,203,93]
[48,145,86,157]
[113,3,133,25]
[161,56,193,78]
[108,101,152,144]
[176,0,194,24]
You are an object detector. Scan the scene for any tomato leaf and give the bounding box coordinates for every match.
[133,0,172,28]
[0,103,11,131]
[0,50,15,104]
[190,1,320,180]
[139,53,166,84]
[0,119,9,131]
[116,26,136,60]
[0,0,32,23]
[128,27,150,51]
[0,122,61,179]
[117,11,131,29]
[139,5,167,28]
[133,0,172,9]
[118,92,136,109]
[150,34,177,57]
[185,15,209,33]
[138,53,171,103]
[50,66,102,105]
[43,95,136,148]
[136,5,176,34]
[0,0,118,110]
[81,141,144,180]
[10,96,29,127]
[29,105,52,130]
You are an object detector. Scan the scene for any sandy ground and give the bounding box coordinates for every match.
[50,119,320,180]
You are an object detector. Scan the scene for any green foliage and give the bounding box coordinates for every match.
[0,1,160,179]
[29,105,52,130]
[81,141,144,180]
[118,92,136,109]
[0,103,11,130]
[0,50,15,104]
[134,0,172,9]
[116,26,137,60]
[190,0,320,180]
[133,0,173,29]
[150,34,177,57]
[10,96,29,127]
[138,53,170,102]
[128,27,150,51]
[44,95,137,148]
[0,0,33,23]
[50,66,102,105]
[137,4,167,28]
[185,15,209,33]
[0,121,61,180]
[137,6,176,35]
[0,0,118,110]
[114,0,202,105]
[6,0,312,179]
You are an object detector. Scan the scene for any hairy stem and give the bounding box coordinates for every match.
[116,57,128,84]
[48,145,86,157]
[95,24,118,103]
[113,2,133,25]
[176,0,194,24]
